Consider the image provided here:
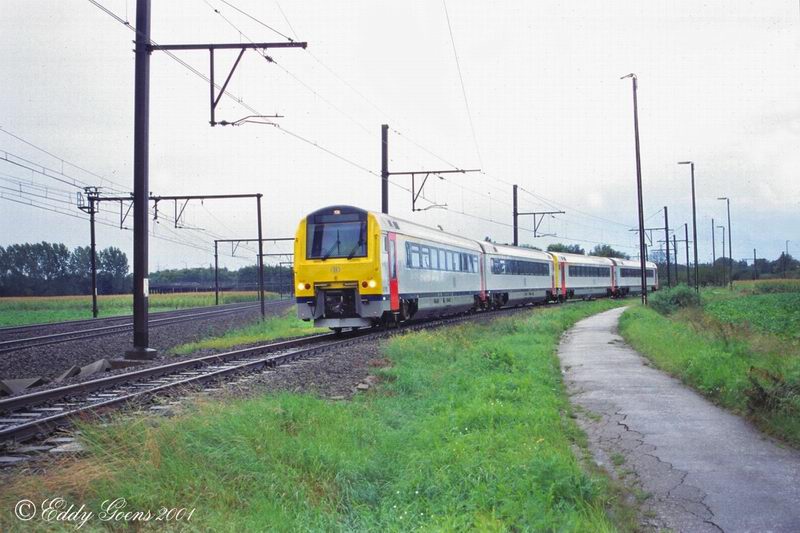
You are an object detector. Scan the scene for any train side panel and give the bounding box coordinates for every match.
[482,243,554,306]
[393,230,483,319]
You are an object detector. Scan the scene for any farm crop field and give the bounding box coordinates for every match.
[704,291,800,340]
[0,291,275,327]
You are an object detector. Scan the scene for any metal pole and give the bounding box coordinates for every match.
[89,195,99,318]
[381,124,389,214]
[685,223,690,285]
[623,73,647,304]
[664,206,671,288]
[256,194,265,318]
[126,0,155,359]
[726,199,732,289]
[711,218,716,285]
[214,240,219,306]
[785,240,790,278]
[718,226,726,285]
[513,184,519,246]
[753,248,757,280]
[690,164,699,292]
[673,234,679,284]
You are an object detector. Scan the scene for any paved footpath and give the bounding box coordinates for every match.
[559,307,800,533]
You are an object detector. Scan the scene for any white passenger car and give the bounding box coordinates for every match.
[388,214,484,319]
[481,243,555,307]
[552,252,615,299]
[610,258,659,295]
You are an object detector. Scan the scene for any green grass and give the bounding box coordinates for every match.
[0,291,277,327]
[2,300,633,532]
[619,305,800,446]
[704,292,800,340]
[171,306,326,355]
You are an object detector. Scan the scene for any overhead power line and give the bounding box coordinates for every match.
[442,0,482,168]
[88,0,634,243]
[0,126,129,193]
[217,0,294,42]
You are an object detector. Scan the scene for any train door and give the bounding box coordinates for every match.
[560,259,567,299]
[610,261,617,295]
[387,232,400,311]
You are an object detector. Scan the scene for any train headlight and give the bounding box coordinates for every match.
[297,282,306,291]
[368,279,377,288]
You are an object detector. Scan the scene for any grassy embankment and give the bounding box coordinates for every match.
[0,291,277,327]
[2,300,636,532]
[619,281,800,445]
[171,306,326,355]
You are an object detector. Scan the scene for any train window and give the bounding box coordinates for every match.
[389,240,396,278]
[407,243,421,268]
[307,218,367,260]
[421,247,431,269]
[430,248,439,270]
[439,249,446,270]
[621,267,652,278]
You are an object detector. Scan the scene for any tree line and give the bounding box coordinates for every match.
[0,242,130,296]
[0,242,293,297]
[2,241,795,297]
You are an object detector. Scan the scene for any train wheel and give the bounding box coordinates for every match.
[332,327,342,335]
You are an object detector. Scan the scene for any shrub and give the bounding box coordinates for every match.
[649,284,701,315]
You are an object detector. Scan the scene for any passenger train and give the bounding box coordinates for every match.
[294,206,658,331]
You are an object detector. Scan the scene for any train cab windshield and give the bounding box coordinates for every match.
[306,211,368,260]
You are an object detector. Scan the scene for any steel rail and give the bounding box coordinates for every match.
[0,300,266,335]
[0,302,282,354]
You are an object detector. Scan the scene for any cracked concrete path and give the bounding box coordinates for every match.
[560,306,800,533]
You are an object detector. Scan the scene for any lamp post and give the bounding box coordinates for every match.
[786,240,791,278]
[717,197,732,289]
[621,73,647,304]
[678,161,699,292]
[717,225,726,286]
[711,218,716,285]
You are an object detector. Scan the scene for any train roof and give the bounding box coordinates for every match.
[371,210,484,252]
[550,252,615,266]
[611,258,658,269]
[482,242,553,262]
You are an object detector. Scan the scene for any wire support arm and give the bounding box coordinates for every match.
[388,168,480,212]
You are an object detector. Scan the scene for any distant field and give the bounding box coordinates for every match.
[705,292,800,340]
[733,278,800,295]
[0,291,279,327]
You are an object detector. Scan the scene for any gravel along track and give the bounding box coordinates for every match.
[225,335,389,400]
[0,300,292,381]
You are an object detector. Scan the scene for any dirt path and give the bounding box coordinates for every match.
[559,306,800,532]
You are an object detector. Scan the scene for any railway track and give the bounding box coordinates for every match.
[0,305,529,445]
[0,300,265,337]
[0,301,285,354]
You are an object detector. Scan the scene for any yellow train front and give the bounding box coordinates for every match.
[294,206,387,331]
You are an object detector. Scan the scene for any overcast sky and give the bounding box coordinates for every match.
[1,0,798,271]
